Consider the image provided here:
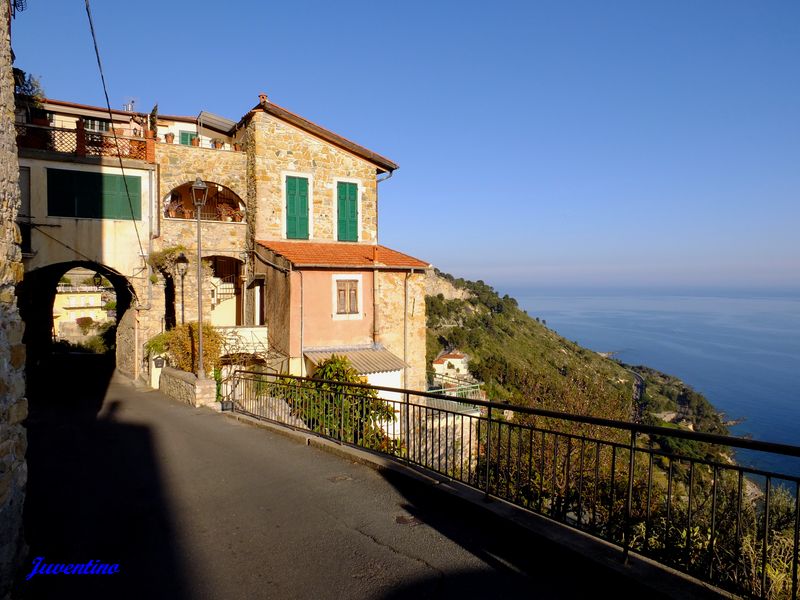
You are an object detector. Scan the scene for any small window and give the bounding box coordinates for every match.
[336,280,359,314]
[179,131,198,146]
[84,118,111,133]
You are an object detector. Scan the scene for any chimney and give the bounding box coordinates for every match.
[258,92,268,105]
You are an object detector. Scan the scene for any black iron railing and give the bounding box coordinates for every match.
[230,370,800,599]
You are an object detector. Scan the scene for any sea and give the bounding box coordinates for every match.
[508,289,800,480]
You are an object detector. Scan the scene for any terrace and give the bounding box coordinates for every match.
[15,120,154,162]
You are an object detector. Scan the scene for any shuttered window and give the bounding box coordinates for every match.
[336,280,358,314]
[286,176,309,239]
[179,131,197,145]
[337,182,358,241]
[47,168,142,220]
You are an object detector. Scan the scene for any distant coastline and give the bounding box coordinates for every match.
[508,289,800,477]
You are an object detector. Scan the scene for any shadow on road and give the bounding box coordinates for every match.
[15,353,191,600]
[376,467,665,599]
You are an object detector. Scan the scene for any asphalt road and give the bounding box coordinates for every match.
[17,357,658,599]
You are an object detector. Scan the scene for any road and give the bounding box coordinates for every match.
[18,356,660,599]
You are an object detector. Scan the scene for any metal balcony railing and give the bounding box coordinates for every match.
[229,370,800,600]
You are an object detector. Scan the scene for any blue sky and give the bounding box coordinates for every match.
[11,0,799,292]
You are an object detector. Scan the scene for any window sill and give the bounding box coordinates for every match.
[332,313,363,321]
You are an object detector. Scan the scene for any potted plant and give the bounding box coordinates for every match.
[164,132,175,144]
[166,198,182,218]
[190,136,200,147]
[233,141,242,151]
[216,203,234,222]
[212,137,225,150]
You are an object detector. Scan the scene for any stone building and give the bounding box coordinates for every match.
[1,0,27,596]
[15,90,430,391]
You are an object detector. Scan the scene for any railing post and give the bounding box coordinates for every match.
[404,392,410,465]
[231,372,236,413]
[485,405,492,499]
[623,429,636,563]
[339,390,345,444]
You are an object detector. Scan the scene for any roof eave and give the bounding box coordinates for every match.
[244,102,398,173]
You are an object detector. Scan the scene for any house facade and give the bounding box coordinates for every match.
[16,92,430,391]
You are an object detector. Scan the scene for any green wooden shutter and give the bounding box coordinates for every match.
[101,174,141,219]
[46,169,141,220]
[286,176,309,239]
[337,182,358,241]
[179,131,197,145]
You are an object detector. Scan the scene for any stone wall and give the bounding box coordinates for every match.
[158,367,216,407]
[157,143,247,207]
[0,1,28,596]
[248,112,379,243]
[375,270,428,391]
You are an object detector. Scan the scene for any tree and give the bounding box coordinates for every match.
[284,355,397,452]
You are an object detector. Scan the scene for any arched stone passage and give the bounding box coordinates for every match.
[162,181,245,222]
[18,261,137,377]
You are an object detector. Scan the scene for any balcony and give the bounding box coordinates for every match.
[15,122,154,162]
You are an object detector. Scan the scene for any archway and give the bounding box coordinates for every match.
[17,261,137,402]
[162,181,245,222]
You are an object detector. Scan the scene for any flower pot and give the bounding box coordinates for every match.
[165,133,175,144]
[190,137,200,147]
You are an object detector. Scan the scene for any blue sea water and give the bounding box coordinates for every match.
[508,290,800,479]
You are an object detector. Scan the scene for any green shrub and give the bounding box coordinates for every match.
[144,323,222,376]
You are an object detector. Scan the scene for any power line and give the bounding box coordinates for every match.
[83,0,147,272]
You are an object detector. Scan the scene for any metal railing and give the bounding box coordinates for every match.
[16,123,152,161]
[230,370,800,599]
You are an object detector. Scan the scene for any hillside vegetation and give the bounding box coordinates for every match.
[426,270,728,439]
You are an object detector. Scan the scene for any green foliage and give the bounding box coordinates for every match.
[426,270,634,421]
[426,270,728,442]
[284,356,399,453]
[80,275,111,287]
[102,300,117,311]
[148,104,158,134]
[13,67,44,105]
[147,245,188,274]
[58,275,72,285]
[54,321,116,355]
[144,323,223,376]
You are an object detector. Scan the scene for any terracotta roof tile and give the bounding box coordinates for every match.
[257,241,429,269]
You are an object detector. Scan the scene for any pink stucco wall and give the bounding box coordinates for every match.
[289,270,375,356]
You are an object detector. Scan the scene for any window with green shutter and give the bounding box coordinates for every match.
[179,131,197,145]
[337,182,358,242]
[47,168,142,220]
[285,176,309,239]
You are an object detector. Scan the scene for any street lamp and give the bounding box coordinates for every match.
[175,252,189,324]
[191,177,208,378]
